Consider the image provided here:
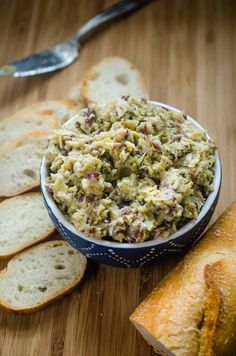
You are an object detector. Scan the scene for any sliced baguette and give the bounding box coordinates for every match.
[0,112,60,145]
[67,82,86,108]
[130,202,236,356]
[15,99,79,123]
[81,56,149,104]
[0,131,48,197]
[0,240,87,313]
[0,193,55,259]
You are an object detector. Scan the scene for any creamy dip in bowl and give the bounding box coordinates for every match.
[40,98,221,267]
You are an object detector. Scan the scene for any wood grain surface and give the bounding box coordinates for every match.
[0,1,235,355]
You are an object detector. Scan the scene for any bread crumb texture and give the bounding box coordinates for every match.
[0,241,86,312]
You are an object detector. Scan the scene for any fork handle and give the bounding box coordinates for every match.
[75,0,153,43]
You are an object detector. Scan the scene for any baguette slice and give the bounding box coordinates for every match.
[0,240,87,313]
[81,56,149,104]
[0,131,48,197]
[15,99,79,123]
[0,193,55,259]
[130,202,236,356]
[0,112,60,145]
[67,82,86,108]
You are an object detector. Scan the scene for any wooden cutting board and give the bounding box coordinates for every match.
[0,1,235,355]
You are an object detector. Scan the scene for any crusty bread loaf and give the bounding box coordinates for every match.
[0,240,87,313]
[198,257,236,356]
[0,193,55,258]
[67,82,86,108]
[81,56,149,104]
[15,99,79,123]
[0,112,60,145]
[130,202,236,356]
[0,131,48,197]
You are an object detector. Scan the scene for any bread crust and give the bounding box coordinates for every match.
[198,262,221,356]
[81,56,149,104]
[0,192,55,259]
[0,113,60,145]
[130,202,236,355]
[67,81,86,108]
[0,240,87,313]
[14,99,79,117]
[0,112,60,128]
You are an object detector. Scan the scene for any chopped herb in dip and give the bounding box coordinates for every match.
[45,98,216,243]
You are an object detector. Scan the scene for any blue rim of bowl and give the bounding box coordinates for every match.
[40,100,222,249]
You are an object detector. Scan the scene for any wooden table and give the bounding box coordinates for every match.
[0,1,235,355]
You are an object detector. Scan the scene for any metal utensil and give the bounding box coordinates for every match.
[0,0,153,77]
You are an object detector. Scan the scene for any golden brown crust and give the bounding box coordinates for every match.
[0,233,52,260]
[9,99,80,126]
[210,258,236,355]
[14,99,79,115]
[67,81,86,108]
[0,130,48,151]
[0,112,60,130]
[130,202,236,355]
[0,183,40,198]
[198,262,221,356]
[62,99,81,110]
[0,240,87,313]
[0,282,81,314]
[81,56,149,104]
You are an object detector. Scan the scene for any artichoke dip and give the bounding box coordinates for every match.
[45,98,216,243]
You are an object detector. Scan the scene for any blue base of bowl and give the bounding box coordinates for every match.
[42,190,219,268]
